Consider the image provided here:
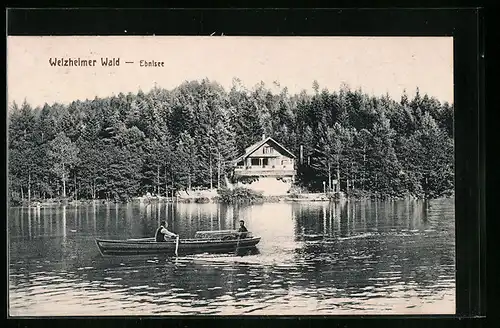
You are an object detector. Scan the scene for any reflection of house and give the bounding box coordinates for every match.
[231,135,296,196]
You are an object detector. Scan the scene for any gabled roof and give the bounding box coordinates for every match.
[233,137,296,164]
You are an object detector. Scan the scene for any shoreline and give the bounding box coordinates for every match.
[15,192,454,207]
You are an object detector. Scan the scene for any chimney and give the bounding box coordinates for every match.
[262,134,266,141]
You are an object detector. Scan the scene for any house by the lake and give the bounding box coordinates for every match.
[231,135,296,196]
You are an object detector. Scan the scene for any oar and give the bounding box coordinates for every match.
[234,232,241,255]
[175,235,180,257]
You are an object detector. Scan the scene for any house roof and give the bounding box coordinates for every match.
[233,137,296,164]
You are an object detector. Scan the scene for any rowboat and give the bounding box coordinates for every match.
[95,230,261,256]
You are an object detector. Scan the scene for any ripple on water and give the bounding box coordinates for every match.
[128,285,150,290]
[235,291,253,298]
[76,266,95,271]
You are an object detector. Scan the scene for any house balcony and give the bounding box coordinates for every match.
[234,165,296,178]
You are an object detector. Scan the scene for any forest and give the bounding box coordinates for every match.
[7,78,454,204]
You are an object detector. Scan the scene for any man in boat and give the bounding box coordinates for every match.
[237,220,248,238]
[155,221,178,242]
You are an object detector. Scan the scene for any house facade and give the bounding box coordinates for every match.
[231,136,296,195]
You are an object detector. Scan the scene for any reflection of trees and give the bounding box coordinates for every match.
[293,201,350,239]
[220,203,232,231]
[105,203,110,233]
[339,201,349,237]
[27,206,32,238]
[92,203,97,233]
[9,200,441,243]
[12,202,245,241]
[292,204,326,239]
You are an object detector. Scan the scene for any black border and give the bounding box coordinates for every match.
[5,7,487,328]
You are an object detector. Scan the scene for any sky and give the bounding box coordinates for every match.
[7,36,454,108]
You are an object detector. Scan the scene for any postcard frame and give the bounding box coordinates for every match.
[5,7,487,328]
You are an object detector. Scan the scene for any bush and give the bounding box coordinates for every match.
[9,197,22,207]
[327,191,346,200]
[287,192,309,199]
[217,187,264,203]
[345,189,373,199]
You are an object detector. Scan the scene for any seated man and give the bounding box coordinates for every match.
[237,220,248,238]
[155,221,178,242]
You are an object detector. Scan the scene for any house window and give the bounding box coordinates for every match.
[263,146,272,154]
[251,158,260,166]
[262,158,269,166]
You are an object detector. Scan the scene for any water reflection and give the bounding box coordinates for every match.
[291,200,439,240]
[8,198,455,316]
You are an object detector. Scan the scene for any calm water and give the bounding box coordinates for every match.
[8,198,455,316]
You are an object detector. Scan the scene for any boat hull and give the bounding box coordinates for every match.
[95,236,261,256]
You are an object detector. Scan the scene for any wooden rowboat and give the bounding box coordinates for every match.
[95,230,261,256]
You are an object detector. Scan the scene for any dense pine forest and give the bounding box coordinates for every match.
[8,78,454,204]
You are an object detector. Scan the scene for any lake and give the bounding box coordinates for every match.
[8,198,455,316]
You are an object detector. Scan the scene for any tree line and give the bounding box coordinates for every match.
[8,78,454,203]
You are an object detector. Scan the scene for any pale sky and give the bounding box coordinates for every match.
[7,36,454,108]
